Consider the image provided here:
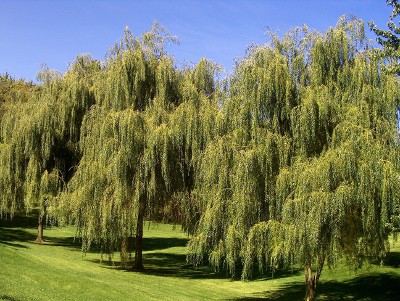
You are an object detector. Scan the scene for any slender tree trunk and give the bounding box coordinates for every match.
[35,213,44,243]
[304,266,317,301]
[133,202,145,270]
[35,199,46,243]
[304,256,324,301]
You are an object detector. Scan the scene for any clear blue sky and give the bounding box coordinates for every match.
[0,0,393,82]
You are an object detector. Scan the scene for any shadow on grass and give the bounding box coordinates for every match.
[92,248,302,282]
[44,234,301,282]
[383,250,400,268]
[142,236,189,251]
[0,211,38,228]
[140,253,303,281]
[45,235,82,250]
[0,295,21,301]
[0,212,75,249]
[319,273,400,301]
[92,252,235,280]
[46,236,190,255]
[0,211,38,248]
[0,227,36,249]
[232,272,400,301]
[138,252,229,279]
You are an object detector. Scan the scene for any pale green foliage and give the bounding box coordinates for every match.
[1,19,399,295]
[65,107,145,251]
[0,92,58,215]
[0,54,98,218]
[60,25,222,262]
[187,17,400,283]
[188,130,290,275]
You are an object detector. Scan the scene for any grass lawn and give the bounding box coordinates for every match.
[1,215,400,300]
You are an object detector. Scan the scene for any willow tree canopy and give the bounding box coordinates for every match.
[1,16,399,301]
[56,25,222,269]
[0,54,98,243]
[187,17,400,301]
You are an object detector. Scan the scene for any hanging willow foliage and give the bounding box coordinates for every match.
[1,17,399,301]
[56,24,222,269]
[187,16,400,301]
[0,55,98,244]
[0,85,32,216]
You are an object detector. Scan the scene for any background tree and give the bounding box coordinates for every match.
[369,0,400,75]
[0,73,34,216]
[0,73,33,119]
[0,56,98,242]
[187,17,400,301]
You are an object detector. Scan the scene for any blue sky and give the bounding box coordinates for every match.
[0,0,394,82]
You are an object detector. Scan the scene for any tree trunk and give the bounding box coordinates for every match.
[133,202,145,270]
[35,200,46,243]
[304,258,325,301]
[305,266,317,301]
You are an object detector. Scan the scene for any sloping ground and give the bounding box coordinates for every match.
[0,218,399,300]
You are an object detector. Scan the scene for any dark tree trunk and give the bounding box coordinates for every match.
[305,266,317,301]
[35,200,46,243]
[304,257,324,301]
[133,202,145,270]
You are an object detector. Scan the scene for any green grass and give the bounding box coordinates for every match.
[1,216,400,300]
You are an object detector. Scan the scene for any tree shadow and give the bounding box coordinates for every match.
[91,251,234,280]
[0,295,21,301]
[232,281,308,300]
[91,248,302,282]
[137,252,229,279]
[318,273,400,301]
[142,236,189,251]
[383,250,400,268]
[232,272,400,300]
[45,236,190,255]
[0,227,36,249]
[0,212,38,228]
[246,265,303,282]
[139,253,302,280]
[45,235,82,250]
[0,211,39,249]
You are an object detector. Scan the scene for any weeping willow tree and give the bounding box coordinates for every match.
[0,55,98,242]
[187,17,400,301]
[168,58,223,233]
[58,24,221,269]
[0,74,35,217]
[0,89,61,242]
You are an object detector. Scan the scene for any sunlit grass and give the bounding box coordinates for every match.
[1,218,400,300]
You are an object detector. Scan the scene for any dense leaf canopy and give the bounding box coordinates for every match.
[0,16,399,301]
[187,17,400,284]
